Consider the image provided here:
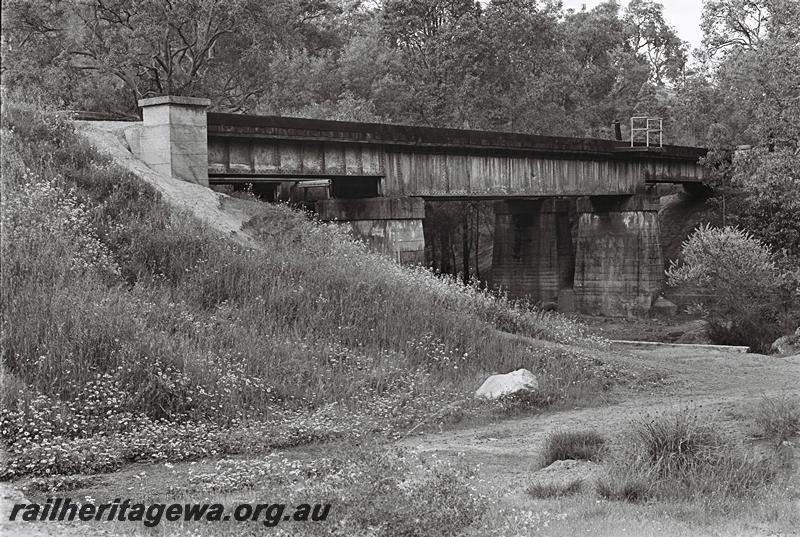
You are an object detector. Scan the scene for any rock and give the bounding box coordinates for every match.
[529,459,601,492]
[651,296,677,317]
[772,327,800,356]
[475,368,538,400]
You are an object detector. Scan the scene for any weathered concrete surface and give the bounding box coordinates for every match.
[610,340,750,352]
[317,198,425,264]
[77,121,261,249]
[317,197,424,221]
[574,195,663,316]
[491,199,572,305]
[134,95,210,186]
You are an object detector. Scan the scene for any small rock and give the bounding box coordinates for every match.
[475,368,538,400]
[530,459,601,490]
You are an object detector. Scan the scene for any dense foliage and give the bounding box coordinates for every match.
[0,0,693,137]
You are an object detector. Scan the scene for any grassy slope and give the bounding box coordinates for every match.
[0,104,613,480]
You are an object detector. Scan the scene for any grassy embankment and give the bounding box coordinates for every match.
[0,103,612,482]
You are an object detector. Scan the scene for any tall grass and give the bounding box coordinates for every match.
[0,103,611,477]
[539,430,606,467]
[751,395,800,441]
[597,409,777,506]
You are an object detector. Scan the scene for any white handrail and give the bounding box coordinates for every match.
[630,116,663,148]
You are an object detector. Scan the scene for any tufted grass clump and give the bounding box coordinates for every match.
[540,430,606,467]
[597,408,778,506]
[527,479,583,498]
[751,394,800,441]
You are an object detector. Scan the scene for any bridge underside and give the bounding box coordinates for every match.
[131,97,706,316]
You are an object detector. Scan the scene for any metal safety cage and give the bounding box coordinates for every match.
[630,117,663,148]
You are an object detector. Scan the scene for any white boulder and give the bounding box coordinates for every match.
[475,368,538,399]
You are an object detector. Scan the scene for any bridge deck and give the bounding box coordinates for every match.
[206,113,707,196]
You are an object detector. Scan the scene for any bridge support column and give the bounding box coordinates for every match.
[491,199,573,306]
[133,95,211,186]
[316,198,425,264]
[573,194,663,316]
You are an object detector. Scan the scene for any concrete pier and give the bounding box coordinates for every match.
[573,194,663,316]
[491,199,574,305]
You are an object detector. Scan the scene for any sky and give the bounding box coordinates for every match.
[561,0,705,50]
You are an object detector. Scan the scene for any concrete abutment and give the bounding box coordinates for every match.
[316,198,426,264]
[130,95,211,186]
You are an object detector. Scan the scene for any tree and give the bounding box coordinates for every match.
[1,0,345,113]
[731,148,800,258]
[701,0,770,54]
[623,0,688,86]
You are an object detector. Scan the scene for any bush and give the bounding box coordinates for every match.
[540,430,606,467]
[666,224,800,352]
[346,448,486,537]
[596,470,650,502]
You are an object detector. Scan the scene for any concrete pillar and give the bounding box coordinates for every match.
[573,194,663,316]
[490,199,572,306]
[316,197,425,264]
[134,95,211,186]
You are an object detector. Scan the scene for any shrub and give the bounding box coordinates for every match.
[345,448,486,537]
[752,395,800,441]
[666,224,799,352]
[628,409,721,476]
[540,430,606,467]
